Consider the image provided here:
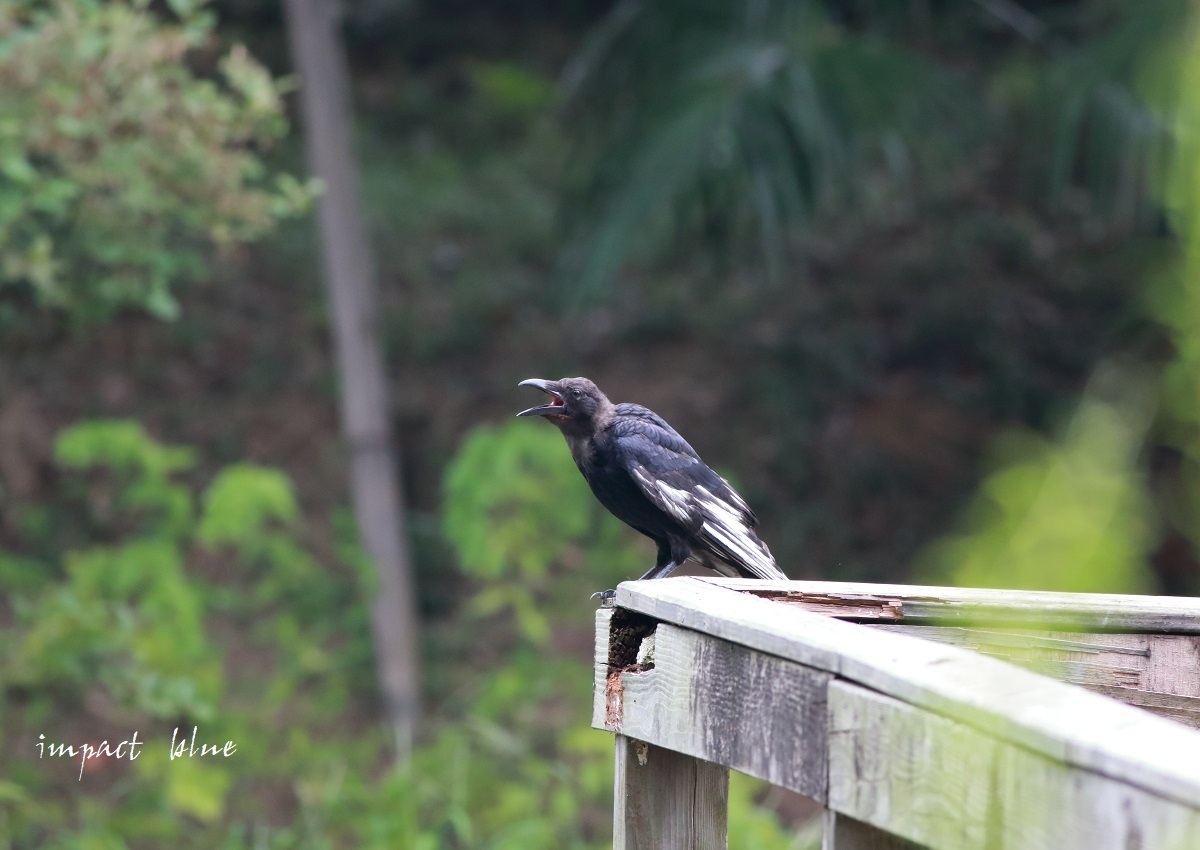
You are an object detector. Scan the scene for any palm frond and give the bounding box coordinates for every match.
[995,0,1184,220]
[560,0,974,301]
[559,0,1188,303]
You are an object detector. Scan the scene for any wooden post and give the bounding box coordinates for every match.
[823,810,917,850]
[614,735,729,850]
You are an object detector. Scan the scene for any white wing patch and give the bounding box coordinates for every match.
[631,466,786,580]
[695,486,785,580]
[717,475,753,518]
[633,467,694,525]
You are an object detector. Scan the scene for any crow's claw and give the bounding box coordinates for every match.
[590,589,616,606]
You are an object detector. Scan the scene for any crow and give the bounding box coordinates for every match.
[517,377,786,598]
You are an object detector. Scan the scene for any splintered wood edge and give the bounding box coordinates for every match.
[593,608,615,731]
[598,621,830,800]
[698,577,1200,633]
[612,577,1200,811]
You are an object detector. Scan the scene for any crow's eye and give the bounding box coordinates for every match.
[571,388,582,398]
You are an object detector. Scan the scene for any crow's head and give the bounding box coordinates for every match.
[516,377,612,431]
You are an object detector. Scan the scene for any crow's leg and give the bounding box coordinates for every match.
[634,561,682,581]
[591,540,683,604]
[637,539,686,580]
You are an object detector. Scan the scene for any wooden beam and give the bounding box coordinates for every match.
[873,624,1200,729]
[827,681,1200,850]
[614,735,728,850]
[697,578,1200,633]
[1083,685,1200,730]
[822,810,917,850]
[595,621,830,800]
[613,578,1200,809]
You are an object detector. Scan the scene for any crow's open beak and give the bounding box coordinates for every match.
[517,378,566,417]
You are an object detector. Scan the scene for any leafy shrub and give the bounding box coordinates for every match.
[0,0,312,322]
[0,420,361,845]
[443,420,643,642]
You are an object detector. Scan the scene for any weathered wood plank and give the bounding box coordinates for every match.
[1084,685,1200,731]
[870,626,1200,694]
[595,622,831,800]
[614,735,728,850]
[614,578,1200,809]
[872,624,1200,728]
[827,681,1200,850]
[822,810,918,850]
[697,578,1200,633]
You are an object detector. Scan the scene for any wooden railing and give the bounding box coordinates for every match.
[592,578,1200,849]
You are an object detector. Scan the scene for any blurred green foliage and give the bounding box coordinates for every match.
[443,421,642,642]
[1151,12,1200,552]
[445,423,593,581]
[0,419,371,845]
[561,0,967,298]
[0,0,311,323]
[920,379,1157,592]
[917,5,1200,597]
[1,419,810,847]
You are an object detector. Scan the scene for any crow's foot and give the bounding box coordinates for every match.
[590,589,616,606]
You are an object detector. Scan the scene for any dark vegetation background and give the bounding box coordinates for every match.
[3,0,1200,846]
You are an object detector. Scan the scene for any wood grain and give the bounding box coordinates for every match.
[595,622,830,800]
[873,624,1200,729]
[827,681,1200,850]
[614,735,728,850]
[822,810,917,850]
[698,577,1200,633]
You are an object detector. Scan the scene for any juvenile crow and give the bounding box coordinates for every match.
[517,377,786,597]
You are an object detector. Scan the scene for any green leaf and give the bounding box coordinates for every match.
[443,422,593,580]
[198,464,299,548]
[54,420,195,477]
[164,756,231,824]
[0,0,311,322]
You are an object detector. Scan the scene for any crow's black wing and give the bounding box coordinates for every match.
[608,406,709,534]
[611,404,757,525]
[612,404,703,460]
[611,405,784,579]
